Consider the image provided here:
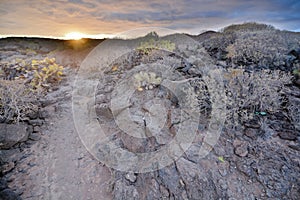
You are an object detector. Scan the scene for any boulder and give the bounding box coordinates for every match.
[0,188,21,200]
[0,123,31,149]
[279,131,297,141]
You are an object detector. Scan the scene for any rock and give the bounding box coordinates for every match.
[39,108,51,119]
[0,149,21,163]
[176,158,219,199]
[218,179,228,190]
[288,144,300,151]
[33,126,41,133]
[233,139,248,157]
[29,132,41,141]
[27,111,38,119]
[0,123,30,149]
[104,85,114,93]
[28,119,43,126]
[113,180,139,200]
[244,128,258,139]
[27,125,33,135]
[125,173,137,183]
[294,79,300,87]
[0,179,8,191]
[95,94,107,104]
[185,143,202,163]
[278,131,297,140]
[217,61,227,67]
[188,67,202,76]
[158,164,182,196]
[160,185,169,198]
[0,188,21,200]
[0,162,15,174]
[95,104,113,120]
[244,122,260,129]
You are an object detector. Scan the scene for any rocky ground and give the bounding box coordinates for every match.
[0,38,113,199]
[0,24,300,200]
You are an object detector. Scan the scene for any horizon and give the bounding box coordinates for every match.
[1,0,299,40]
[1,22,299,41]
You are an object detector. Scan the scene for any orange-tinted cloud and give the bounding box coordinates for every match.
[0,0,299,38]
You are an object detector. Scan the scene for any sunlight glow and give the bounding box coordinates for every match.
[65,32,86,40]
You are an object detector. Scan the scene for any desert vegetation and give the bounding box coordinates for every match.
[0,56,64,123]
[1,23,300,199]
[136,31,176,54]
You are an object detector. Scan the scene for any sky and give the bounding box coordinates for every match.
[0,0,299,39]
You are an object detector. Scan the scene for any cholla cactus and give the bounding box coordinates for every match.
[133,71,162,91]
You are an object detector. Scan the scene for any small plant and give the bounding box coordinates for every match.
[292,69,300,76]
[133,71,162,91]
[218,156,225,162]
[30,57,64,90]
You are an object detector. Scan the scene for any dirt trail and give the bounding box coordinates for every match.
[9,69,113,200]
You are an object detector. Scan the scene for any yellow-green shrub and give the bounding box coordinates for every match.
[137,38,175,54]
[30,57,64,90]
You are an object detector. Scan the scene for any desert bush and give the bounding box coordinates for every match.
[224,69,291,129]
[222,22,275,33]
[0,57,64,123]
[201,23,300,69]
[287,96,300,131]
[30,57,64,90]
[0,79,38,123]
[202,31,237,60]
[201,23,273,60]
[137,33,175,55]
[0,57,64,91]
[225,30,299,68]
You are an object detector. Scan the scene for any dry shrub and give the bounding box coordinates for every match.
[201,22,300,70]
[226,30,299,68]
[202,32,236,60]
[222,22,275,33]
[0,79,38,123]
[224,69,291,129]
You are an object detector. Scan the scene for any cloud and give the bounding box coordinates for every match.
[0,0,299,38]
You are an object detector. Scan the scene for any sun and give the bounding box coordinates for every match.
[65,32,85,40]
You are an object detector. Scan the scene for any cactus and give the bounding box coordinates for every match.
[133,71,162,91]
